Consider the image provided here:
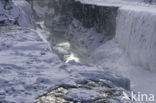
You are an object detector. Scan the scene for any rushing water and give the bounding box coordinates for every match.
[115,6,156,72]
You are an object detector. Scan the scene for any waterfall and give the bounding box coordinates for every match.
[115,6,156,72]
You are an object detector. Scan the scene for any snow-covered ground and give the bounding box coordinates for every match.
[0,26,130,103]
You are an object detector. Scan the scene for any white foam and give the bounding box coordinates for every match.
[115,6,156,72]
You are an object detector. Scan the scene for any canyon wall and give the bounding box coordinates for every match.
[29,0,118,62]
[30,0,117,38]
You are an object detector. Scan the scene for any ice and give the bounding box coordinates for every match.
[0,26,130,103]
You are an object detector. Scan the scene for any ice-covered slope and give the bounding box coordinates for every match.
[112,5,156,97]
[80,0,156,97]
[0,26,130,103]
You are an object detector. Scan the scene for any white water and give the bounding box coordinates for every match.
[115,6,156,72]
[114,6,156,98]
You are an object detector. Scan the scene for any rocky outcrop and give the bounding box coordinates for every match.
[0,0,34,27]
[0,0,17,26]
[37,80,131,103]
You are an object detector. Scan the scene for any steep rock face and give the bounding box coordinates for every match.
[72,2,117,38]
[0,0,34,27]
[13,0,34,28]
[30,0,117,38]
[0,0,18,26]
[29,0,118,62]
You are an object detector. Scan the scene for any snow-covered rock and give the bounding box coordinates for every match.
[13,0,34,28]
[37,79,131,103]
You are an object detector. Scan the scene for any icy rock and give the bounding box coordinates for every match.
[37,79,132,103]
[0,91,5,100]
[36,77,52,84]
[13,0,34,28]
[64,89,103,102]
[0,0,34,27]
[0,0,17,26]
[80,71,130,90]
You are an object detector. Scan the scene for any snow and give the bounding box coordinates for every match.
[0,26,65,102]
[1,0,156,102]
[0,26,130,103]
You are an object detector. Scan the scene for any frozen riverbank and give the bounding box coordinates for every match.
[0,26,130,103]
